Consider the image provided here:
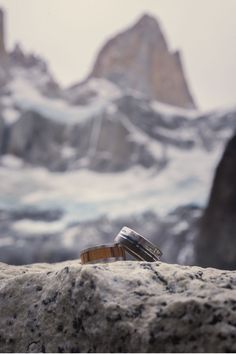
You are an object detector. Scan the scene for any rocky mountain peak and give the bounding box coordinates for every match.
[130,13,168,52]
[0,10,49,73]
[0,8,9,84]
[9,42,49,73]
[133,13,162,31]
[0,9,61,98]
[88,13,196,109]
[0,8,6,57]
[0,8,8,74]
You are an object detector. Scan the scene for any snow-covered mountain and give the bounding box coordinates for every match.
[0,9,236,265]
[0,54,235,266]
[2,61,235,173]
[1,59,235,216]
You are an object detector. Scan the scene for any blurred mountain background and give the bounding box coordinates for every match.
[0,3,235,269]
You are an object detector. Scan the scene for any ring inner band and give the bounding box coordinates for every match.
[80,245,126,264]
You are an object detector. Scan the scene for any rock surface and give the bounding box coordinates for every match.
[87,14,196,109]
[196,134,236,270]
[0,260,236,352]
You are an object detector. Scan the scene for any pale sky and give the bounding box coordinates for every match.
[0,0,236,111]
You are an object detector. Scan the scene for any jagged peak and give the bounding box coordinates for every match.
[0,7,4,18]
[10,42,49,73]
[87,12,195,109]
[128,13,163,40]
[134,13,161,30]
[0,7,6,55]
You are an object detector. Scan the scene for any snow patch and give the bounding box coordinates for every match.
[2,108,20,125]
[172,221,189,234]
[84,78,121,100]
[121,115,164,160]
[0,155,24,169]
[7,70,118,125]
[61,146,76,159]
[0,141,222,224]
[12,219,66,236]
[0,237,14,247]
[151,100,199,120]
[70,78,121,101]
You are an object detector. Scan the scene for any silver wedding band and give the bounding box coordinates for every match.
[114,226,162,262]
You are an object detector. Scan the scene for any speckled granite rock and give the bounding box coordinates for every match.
[0,261,236,353]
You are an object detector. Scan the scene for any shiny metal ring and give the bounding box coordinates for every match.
[80,244,126,264]
[114,226,162,262]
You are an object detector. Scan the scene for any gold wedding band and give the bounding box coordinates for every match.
[80,244,126,264]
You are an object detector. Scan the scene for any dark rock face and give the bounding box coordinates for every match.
[5,109,157,172]
[0,8,6,57]
[0,114,5,151]
[7,111,71,170]
[88,14,196,109]
[79,111,158,171]
[0,260,236,353]
[196,134,236,270]
[0,9,9,85]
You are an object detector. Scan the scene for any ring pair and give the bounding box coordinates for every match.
[80,226,162,264]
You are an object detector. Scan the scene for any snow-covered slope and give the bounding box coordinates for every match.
[0,49,236,265]
[0,59,236,221]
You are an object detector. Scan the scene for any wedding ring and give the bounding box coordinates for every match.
[114,226,162,262]
[80,244,126,264]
